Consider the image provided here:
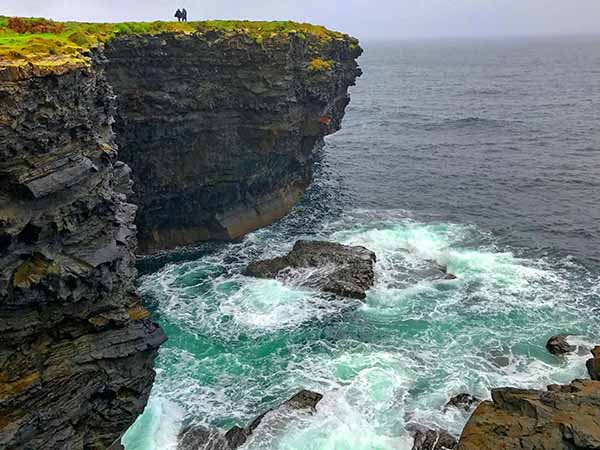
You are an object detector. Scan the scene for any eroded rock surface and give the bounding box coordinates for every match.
[412,428,458,450]
[587,346,600,380]
[457,379,600,450]
[444,393,481,412]
[244,240,376,299]
[104,31,362,253]
[178,390,323,450]
[0,56,165,449]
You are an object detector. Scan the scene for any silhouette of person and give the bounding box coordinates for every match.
[182,8,188,22]
[174,9,182,21]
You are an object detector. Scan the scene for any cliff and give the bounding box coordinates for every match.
[104,25,361,252]
[0,17,361,449]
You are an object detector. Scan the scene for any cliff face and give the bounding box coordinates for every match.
[104,31,361,253]
[0,20,361,450]
[0,58,165,449]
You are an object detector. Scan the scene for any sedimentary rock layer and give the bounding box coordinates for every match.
[104,31,362,253]
[457,379,600,450]
[0,56,165,450]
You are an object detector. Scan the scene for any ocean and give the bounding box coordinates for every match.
[122,35,600,450]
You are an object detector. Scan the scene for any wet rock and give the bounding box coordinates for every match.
[244,240,376,299]
[444,393,481,412]
[587,346,600,380]
[412,428,458,450]
[457,379,600,450]
[0,56,165,449]
[546,334,576,355]
[178,390,323,450]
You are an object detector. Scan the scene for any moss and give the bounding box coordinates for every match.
[308,58,333,72]
[13,253,60,288]
[0,16,353,70]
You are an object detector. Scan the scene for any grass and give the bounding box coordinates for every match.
[0,16,355,68]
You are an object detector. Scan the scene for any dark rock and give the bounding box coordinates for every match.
[179,426,231,450]
[0,56,165,450]
[104,32,362,254]
[546,334,576,355]
[412,428,458,450]
[244,240,376,299]
[444,393,481,412]
[587,346,600,380]
[178,390,323,450]
[457,379,600,450]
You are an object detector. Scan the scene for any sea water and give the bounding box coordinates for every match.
[123,35,600,450]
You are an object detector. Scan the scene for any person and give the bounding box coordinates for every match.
[174,9,182,21]
[181,8,188,22]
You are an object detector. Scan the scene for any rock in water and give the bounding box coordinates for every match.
[457,379,600,450]
[587,346,600,380]
[178,390,323,450]
[412,428,458,450]
[244,240,376,299]
[546,334,576,355]
[444,393,481,412]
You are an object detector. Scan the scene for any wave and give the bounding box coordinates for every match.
[123,210,599,450]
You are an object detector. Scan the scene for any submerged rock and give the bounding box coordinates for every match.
[457,379,600,450]
[412,428,458,450]
[587,346,600,380]
[244,240,376,299]
[546,334,576,355]
[178,390,323,450]
[444,393,481,412]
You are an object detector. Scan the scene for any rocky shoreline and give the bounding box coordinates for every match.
[0,21,361,450]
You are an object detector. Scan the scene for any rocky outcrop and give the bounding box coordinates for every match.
[1,21,360,450]
[546,334,576,355]
[103,30,362,253]
[0,55,165,448]
[412,428,457,450]
[457,379,600,450]
[587,346,600,380]
[444,393,481,412]
[244,240,376,299]
[178,390,323,450]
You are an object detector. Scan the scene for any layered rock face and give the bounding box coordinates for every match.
[0,59,165,449]
[103,31,362,253]
[457,379,600,450]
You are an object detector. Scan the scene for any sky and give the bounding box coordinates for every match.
[1,0,600,40]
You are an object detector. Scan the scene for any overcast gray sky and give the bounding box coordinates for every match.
[2,1,599,40]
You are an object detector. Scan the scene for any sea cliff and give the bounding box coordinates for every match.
[0,17,361,449]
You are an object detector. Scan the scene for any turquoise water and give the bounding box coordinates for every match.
[123,36,600,449]
[123,210,599,450]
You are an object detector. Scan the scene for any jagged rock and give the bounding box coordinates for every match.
[457,379,600,450]
[244,240,376,299]
[104,32,362,253]
[0,52,165,450]
[444,393,481,412]
[587,346,600,380]
[546,334,576,355]
[178,390,323,450]
[178,426,231,450]
[412,428,458,450]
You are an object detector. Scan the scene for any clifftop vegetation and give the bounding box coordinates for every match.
[0,16,356,69]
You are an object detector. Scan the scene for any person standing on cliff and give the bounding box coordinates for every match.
[182,8,188,22]
[174,9,182,21]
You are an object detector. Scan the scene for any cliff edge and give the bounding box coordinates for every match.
[0,17,361,449]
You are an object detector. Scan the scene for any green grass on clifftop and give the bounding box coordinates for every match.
[0,16,355,70]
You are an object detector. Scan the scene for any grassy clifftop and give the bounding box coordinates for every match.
[0,16,356,71]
